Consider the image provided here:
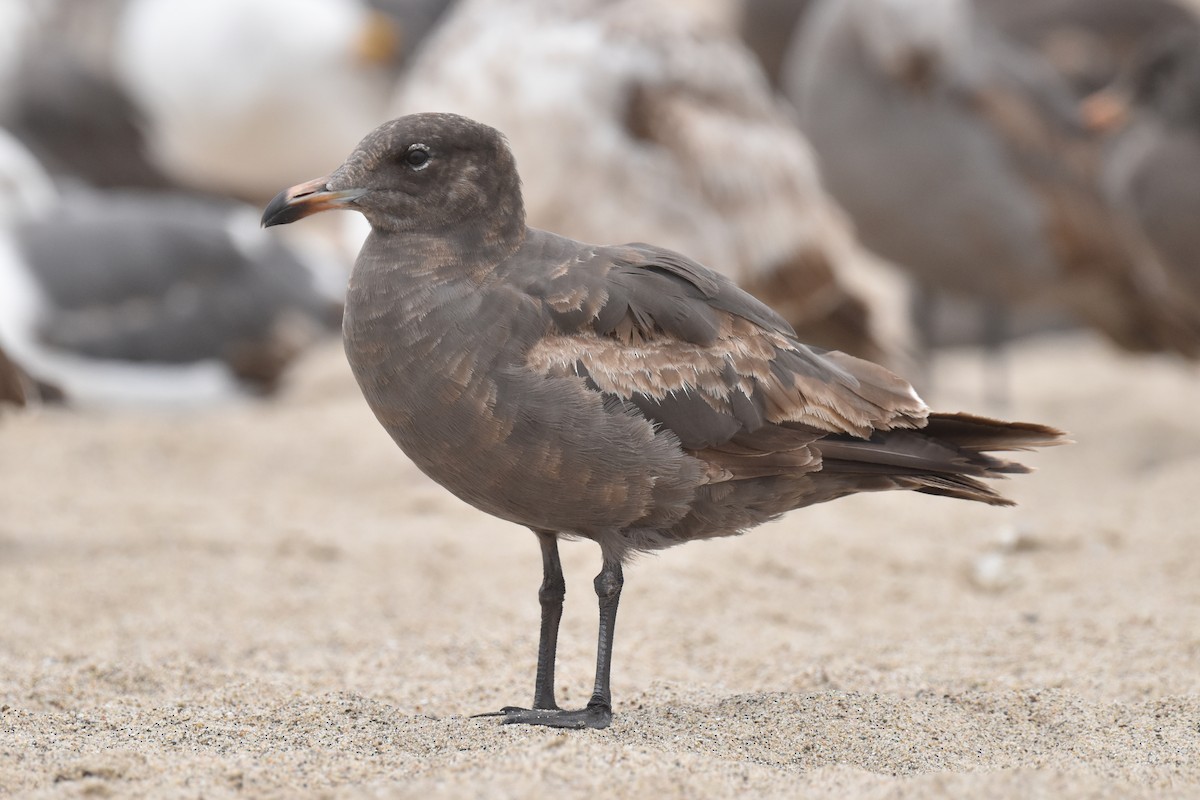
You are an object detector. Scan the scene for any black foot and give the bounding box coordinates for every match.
[473,703,612,729]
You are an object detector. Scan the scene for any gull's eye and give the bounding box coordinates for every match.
[405,143,431,170]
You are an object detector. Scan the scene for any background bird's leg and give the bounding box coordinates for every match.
[910,283,938,397]
[532,529,565,710]
[982,300,1011,411]
[586,556,624,719]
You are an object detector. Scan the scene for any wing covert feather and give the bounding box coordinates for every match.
[521,240,928,457]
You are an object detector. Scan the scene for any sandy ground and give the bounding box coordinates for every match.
[1,332,1198,799]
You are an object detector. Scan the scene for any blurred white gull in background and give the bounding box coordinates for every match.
[113,0,398,201]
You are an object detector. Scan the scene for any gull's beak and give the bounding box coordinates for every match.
[261,177,366,227]
[1080,87,1132,133]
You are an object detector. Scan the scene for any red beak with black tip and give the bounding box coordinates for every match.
[261,177,366,227]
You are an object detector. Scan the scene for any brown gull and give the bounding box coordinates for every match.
[262,112,1067,729]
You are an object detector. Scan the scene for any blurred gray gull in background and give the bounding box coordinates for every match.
[262,112,1067,730]
[785,0,1200,377]
[3,40,175,191]
[0,186,343,406]
[1084,28,1200,304]
[0,0,180,192]
[393,0,906,366]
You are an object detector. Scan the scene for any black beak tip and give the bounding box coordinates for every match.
[261,188,296,228]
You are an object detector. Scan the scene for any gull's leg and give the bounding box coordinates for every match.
[532,530,564,710]
[476,551,624,730]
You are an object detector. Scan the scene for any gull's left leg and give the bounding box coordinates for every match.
[532,530,565,710]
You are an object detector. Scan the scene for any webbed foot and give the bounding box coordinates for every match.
[473,702,612,729]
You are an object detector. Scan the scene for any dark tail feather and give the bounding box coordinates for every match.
[920,412,1071,453]
[816,412,1069,506]
[913,474,1015,506]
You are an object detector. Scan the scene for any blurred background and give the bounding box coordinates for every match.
[2,0,1200,409]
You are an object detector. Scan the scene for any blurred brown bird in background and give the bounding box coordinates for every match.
[263,112,1067,730]
[786,0,1200,397]
[976,0,1200,97]
[1084,27,1200,304]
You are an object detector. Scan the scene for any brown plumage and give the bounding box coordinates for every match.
[262,112,1067,730]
